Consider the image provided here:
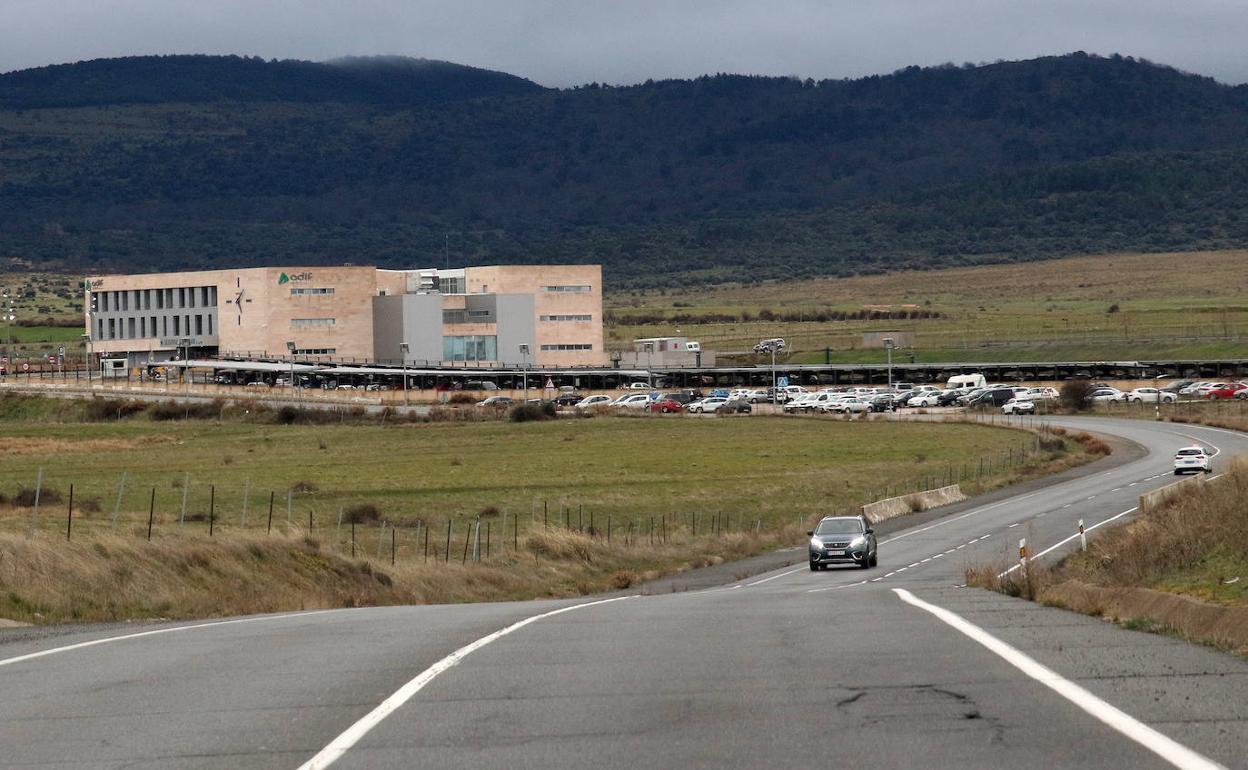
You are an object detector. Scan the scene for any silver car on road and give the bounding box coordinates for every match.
[808,515,877,571]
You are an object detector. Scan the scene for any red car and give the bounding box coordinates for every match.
[1206,382,1247,399]
[649,398,684,414]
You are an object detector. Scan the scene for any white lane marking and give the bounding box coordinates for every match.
[907,562,921,568]
[296,596,634,770]
[1128,483,1137,487]
[746,566,805,587]
[879,485,1049,545]
[1008,522,1021,528]
[998,507,1138,578]
[893,589,1227,770]
[0,609,339,669]
[1110,487,1122,492]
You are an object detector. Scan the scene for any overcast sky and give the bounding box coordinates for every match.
[3,0,1248,86]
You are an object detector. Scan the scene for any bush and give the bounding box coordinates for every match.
[12,486,63,506]
[447,393,476,405]
[509,403,554,422]
[85,398,145,421]
[343,503,381,524]
[275,405,299,424]
[1060,380,1095,411]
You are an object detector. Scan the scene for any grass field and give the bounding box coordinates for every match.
[0,412,1047,539]
[607,249,1248,362]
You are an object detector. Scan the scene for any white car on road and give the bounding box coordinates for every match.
[1173,446,1213,475]
[1001,398,1035,415]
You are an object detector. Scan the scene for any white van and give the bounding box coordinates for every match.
[947,374,988,390]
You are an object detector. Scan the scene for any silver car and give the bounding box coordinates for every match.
[808,515,877,571]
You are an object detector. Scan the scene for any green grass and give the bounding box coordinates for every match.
[607,250,1248,362]
[0,413,1046,538]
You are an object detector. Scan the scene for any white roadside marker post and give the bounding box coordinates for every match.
[1078,519,1087,552]
[1018,538,1028,577]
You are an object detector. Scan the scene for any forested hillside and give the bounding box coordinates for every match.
[3,52,1248,286]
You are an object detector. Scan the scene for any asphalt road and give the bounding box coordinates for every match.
[1,416,1245,769]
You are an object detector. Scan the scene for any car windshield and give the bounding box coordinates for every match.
[815,519,864,536]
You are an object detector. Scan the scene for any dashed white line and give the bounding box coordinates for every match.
[893,589,1227,770]
[1008,522,1021,528]
[746,566,805,587]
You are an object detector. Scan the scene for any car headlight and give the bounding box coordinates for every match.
[849,536,867,549]
[810,537,823,550]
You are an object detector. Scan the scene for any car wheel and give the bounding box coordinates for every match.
[870,553,878,567]
[860,556,871,570]
[809,561,819,572]
[1205,466,1213,474]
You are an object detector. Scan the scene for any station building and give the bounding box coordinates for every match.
[84,264,605,368]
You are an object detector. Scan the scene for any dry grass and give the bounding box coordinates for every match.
[0,520,811,625]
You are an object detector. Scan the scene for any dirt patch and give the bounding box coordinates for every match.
[0,437,161,456]
[1042,579,1248,655]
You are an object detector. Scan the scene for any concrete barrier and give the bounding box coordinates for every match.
[1138,473,1204,514]
[861,484,966,524]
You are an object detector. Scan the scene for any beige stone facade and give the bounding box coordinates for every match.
[85,264,605,367]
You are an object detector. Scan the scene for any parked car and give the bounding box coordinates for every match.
[715,399,753,414]
[462,380,499,391]
[868,394,898,412]
[753,338,786,353]
[831,397,870,414]
[476,396,513,407]
[1237,387,1248,400]
[808,515,877,570]
[1001,398,1036,415]
[744,389,772,403]
[782,393,817,413]
[774,385,807,403]
[968,388,1018,408]
[626,382,651,390]
[1090,387,1125,403]
[573,395,613,409]
[649,397,685,414]
[1173,446,1213,475]
[1179,382,1213,396]
[1206,382,1247,399]
[613,393,654,409]
[687,397,728,413]
[936,388,969,407]
[1025,387,1059,401]
[554,392,584,406]
[906,392,939,408]
[1160,379,1195,394]
[1126,387,1177,403]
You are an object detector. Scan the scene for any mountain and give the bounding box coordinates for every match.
[0,54,544,108]
[3,52,1248,286]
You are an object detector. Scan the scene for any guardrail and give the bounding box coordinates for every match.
[860,484,966,524]
[1138,473,1205,515]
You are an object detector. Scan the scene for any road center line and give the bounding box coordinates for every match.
[746,566,805,586]
[0,609,340,669]
[893,589,1226,770]
[296,595,635,770]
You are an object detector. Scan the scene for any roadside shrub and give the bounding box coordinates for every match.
[275,405,299,425]
[612,570,637,589]
[343,503,381,524]
[1070,432,1111,456]
[509,403,553,422]
[447,393,476,405]
[1060,380,1095,411]
[85,398,145,421]
[12,487,63,506]
[479,505,501,518]
[149,400,220,421]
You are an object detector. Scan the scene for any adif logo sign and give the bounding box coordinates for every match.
[278,271,312,285]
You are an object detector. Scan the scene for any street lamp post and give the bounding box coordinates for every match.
[883,337,896,389]
[519,344,530,402]
[757,338,784,398]
[644,342,654,387]
[179,337,191,390]
[399,342,410,406]
[82,334,92,386]
[2,289,14,367]
[285,341,299,403]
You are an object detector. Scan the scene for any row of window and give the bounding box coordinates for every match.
[291,318,336,328]
[95,286,216,313]
[95,313,213,341]
[540,285,593,293]
[540,343,594,351]
[290,287,335,296]
[442,309,494,324]
[539,314,592,322]
[293,348,336,355]
[443,335,497,362]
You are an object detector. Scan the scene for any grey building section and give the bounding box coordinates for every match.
[372,294,443,364]
[89,285,219,366]
[494,294,536,366]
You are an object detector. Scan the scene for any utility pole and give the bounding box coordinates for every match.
[399,342,410,406]
[884,337,895,389]
[519,343,530,402]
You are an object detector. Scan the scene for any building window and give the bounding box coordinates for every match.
[291,318,336,328]
[438,276,465,294]
[540,285,592,293]
[140,317,146,338]
[97,319,104,339]
[540,314,592,322]
[156,290,164,309]
[127,318,136,338]
[194,315,203,335]
[201,287,210,306]
[177,288,185,308]
[162,317,168,337]
[290,287,336,296]
[107,318,115,339]
[120,292,129,311]
[540,343,594,351]
[442,309,495,324]
[443,335,497,361]
[172,316,180,335]
[293,348,336,355]
[207,315,213,335]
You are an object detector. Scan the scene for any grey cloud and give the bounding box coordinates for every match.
[2,0,1248,86]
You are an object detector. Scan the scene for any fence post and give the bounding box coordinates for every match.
[351,521,357,558]
[462,524,471,564]
[180,472,189,525]
[1018,538,1028,576]
[267,491,275,535]
[147,487,156,541]
[514,513,518,550]
[485,521,491,559]
[66,484,74,542]
[391,526,396,566]
[241,478,250,527]
[377,521,386,559]
[446,518,452,563]
[111,471,127,528]
[209,485,215,536]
